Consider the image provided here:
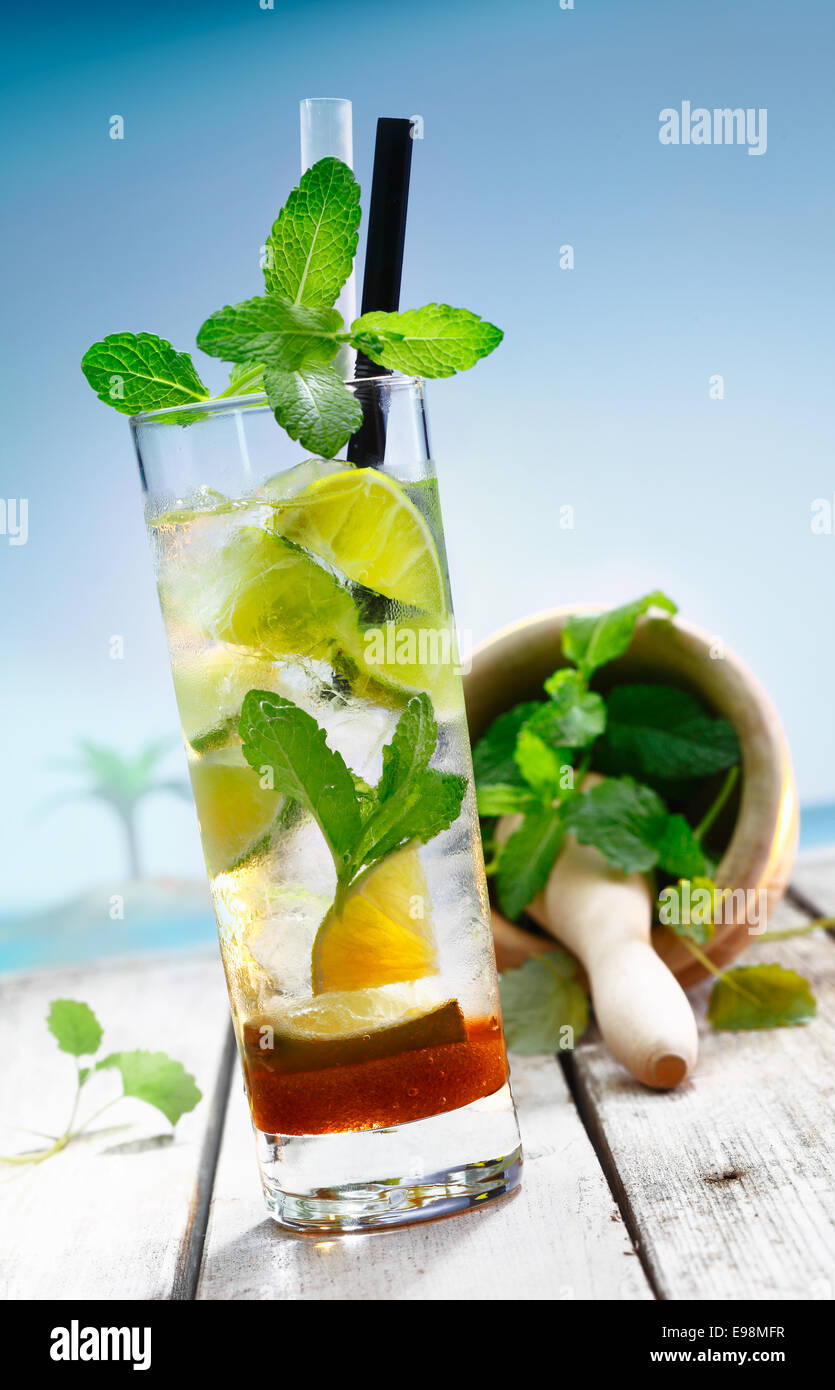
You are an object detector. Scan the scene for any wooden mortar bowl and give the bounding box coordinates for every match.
[464,610,798,988]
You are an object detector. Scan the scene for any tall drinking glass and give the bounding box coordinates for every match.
[133,376,522,1231]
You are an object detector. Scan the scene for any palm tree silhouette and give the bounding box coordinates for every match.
[49,737,189,880]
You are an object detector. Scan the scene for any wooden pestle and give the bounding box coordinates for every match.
[496,777,698,1090]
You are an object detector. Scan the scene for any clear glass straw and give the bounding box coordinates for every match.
[300,98,356,377]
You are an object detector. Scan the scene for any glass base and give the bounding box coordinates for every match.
[254,1081,522,1233]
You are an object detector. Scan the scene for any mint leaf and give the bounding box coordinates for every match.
[81,333,209,415]
[597,684,740,781]
[528,669,607,748]
[47,1000,103,1057]
[239,690,362,875]
[476,783,540,816]
[355,695,466,871]
[707,965,816,1031]
[264,362,362,458]
[377,691,437,800]
[562,776,706,877]
[514,728,568,798]
[196,296,342,371]
[351,304,503,377]
[473,702,542,788]
[562,592,677,677]
[496,808,564,920]
[657,876,720,944]
[96,1051,202,1126]
[499,951,589,1054]
[264,157,361,307]
[652,812,707,879]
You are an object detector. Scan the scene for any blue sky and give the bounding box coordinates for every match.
[2,0,834,908]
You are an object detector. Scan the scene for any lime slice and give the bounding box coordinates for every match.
[201,526,357,661]
[149,488,247,528]
[335,617,463,716]
[189,747,284,877]
[247,985,465,1073]
[172,647,280,752]
[274,468,447,614]
[256,457,351,502]
[312,846,439,994]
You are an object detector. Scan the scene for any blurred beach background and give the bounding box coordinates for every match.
[2,0,833,970]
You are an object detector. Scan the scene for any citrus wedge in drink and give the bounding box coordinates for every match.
[274,468,447,614]
[172,646,280,753]
[312,846,438,993]
[334,617,462,716]
[189,747,285,876]
[201,526,357,661]
[248,982,465,1072]
[256,457,351,502]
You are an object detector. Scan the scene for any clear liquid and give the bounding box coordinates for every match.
[149,466,510,1142]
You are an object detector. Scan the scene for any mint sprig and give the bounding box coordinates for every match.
[81,156,504,454]
[473,590,741,920]
[1,1000,201,1166]
[562,776,705,878]
[239,688,466,901]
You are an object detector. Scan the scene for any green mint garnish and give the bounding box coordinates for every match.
[350,304,503,377]
[499,951,589,1055]
[265,362,363,459]
[496,807,564,921]
[47,999,103,1057]
[561,776,705,878]
[95,1051,203,1127]
[81,332,209,415]
[238,688,465,898]
[513,728,568,799]
[706,964,816,1031]
[527,669,607,748]
[80,157,504,453]
[238,690,361,873]
[1,1000,201,1167]
[473,703,542,789]
[596,683,740,781]
[476,783,539,817]
[197,296,343,371]
[264,156,361,307]
[474,590,735,919]
[562,591,677,678]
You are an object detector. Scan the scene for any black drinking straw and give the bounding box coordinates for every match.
[347,117,414,466]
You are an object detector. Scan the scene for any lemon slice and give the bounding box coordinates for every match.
[274,468,447,614]
[312,846,438,994]
[190,747,284,877]
[247,984,465,1073]
[201,526,357,661]
[172,647,281,752]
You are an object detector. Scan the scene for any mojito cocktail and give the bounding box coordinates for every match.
[133,378,520,1228]
[84,137,521,1229]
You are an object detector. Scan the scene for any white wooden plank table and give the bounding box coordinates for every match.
[3,854,835,1301]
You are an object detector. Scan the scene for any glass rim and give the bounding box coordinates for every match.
[130,373,425,426]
